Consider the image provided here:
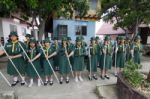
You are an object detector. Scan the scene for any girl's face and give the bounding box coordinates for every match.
[54,40,58,44]
[62,41,67,47]
[10,35,17,41]
[26,37,30,41]
[137,39,141,43]
[77,41,81,45]
[44,42,50,47]
[121,40,124,44]
[30,42,36,48]
[92,40,95,45]
[104,41,108,45]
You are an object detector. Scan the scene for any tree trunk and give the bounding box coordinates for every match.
[38,20,46,41]
[131,18,139,42]
[147,71,150,83]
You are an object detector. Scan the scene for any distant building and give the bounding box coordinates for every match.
[52,0,101,42]
[0,17,31,43]
[139,24,150,45]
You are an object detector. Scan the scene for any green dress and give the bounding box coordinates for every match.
[53,43,59,69]
[87,44,99,72]
[5,41,26,75]
[26,47,42,78]
[42,46,55,76]
[116,44,125,68]
[100,44,113,69]
[133,43,142,64]
[97,42,103,67]
[125,43,132,62]
[67,43,75,66]
[58,46,70,74]
[73,46,85,71]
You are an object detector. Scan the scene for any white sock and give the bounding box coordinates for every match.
[21,77,25,83]
[13,77,18,82]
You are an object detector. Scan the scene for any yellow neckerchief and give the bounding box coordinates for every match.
[45,46,50,56]
[30,47,35,59]
[135,42,141,50]
[55,43,58,50]
[92,43,96,55]
[12,40,18,52]
[77,44,81,55]
[121,44,125,52]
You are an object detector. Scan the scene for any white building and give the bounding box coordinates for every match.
[0,18,31,43]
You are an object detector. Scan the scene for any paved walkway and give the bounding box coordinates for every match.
[0,56,149,99]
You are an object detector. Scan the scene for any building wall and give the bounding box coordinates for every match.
[1,19,31,43]
[0,19,3,37]
[53,19,95,43]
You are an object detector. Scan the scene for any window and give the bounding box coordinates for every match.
[10,24,17,32]
[57,25,68,39]
[75,25,87,36]
[89,0,97,10]
[21,27,26,36]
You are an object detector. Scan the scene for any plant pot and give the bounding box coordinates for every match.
[117,74,150,99]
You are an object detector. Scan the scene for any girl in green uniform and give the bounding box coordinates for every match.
[0,32,26,86]
[26,38,43,87]
[116,36,126,74]
[73,37,85,82]
[100,36,113,80]
[58,37,73,84]
[67,37,74,66]
[53,37,59,71]
[125,38,132,62]
[131,36,142,64]
[95,36,102,68]
[88,37,99,80]
[42,38,57,86]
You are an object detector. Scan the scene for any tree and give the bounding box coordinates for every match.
[1,0,89,40]
[99,0,150,39]
[0,0,16,17]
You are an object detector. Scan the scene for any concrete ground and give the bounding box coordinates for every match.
[0,56,149,99]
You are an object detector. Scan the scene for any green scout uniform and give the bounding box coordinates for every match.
[58,38,70,74]
[73,38,85,71]
[53,42,59,69]
[97,41,103,67]
[116,42,126,68]
[5,41,26,75]
[87,37,99,72]
[67,37,75,66]
[26,40,42,78]
[132,36,142,64]
[100,36,113,69]
[42,40,55,76]
[95,36,102,66]
[125,41,132,62]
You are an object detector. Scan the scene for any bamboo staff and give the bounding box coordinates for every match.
[0,71,11,87]
[38,42,59,83]
[0,43,27,85]
[18,42,44,84]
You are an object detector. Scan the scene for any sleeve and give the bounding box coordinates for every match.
[37,48,43,55]
[4,43,8,52]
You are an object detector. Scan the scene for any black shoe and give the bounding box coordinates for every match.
[66,80,69,84]
[100,76,105,80]
[11,80,19,87]
[44,81,48,86]
[88,76,92,80]
[49,81,53,86]
[21,82,25,86]
[114,73,118,77]
[93,75,98,80]
[60,81,63,84]
[104,75,110,79]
